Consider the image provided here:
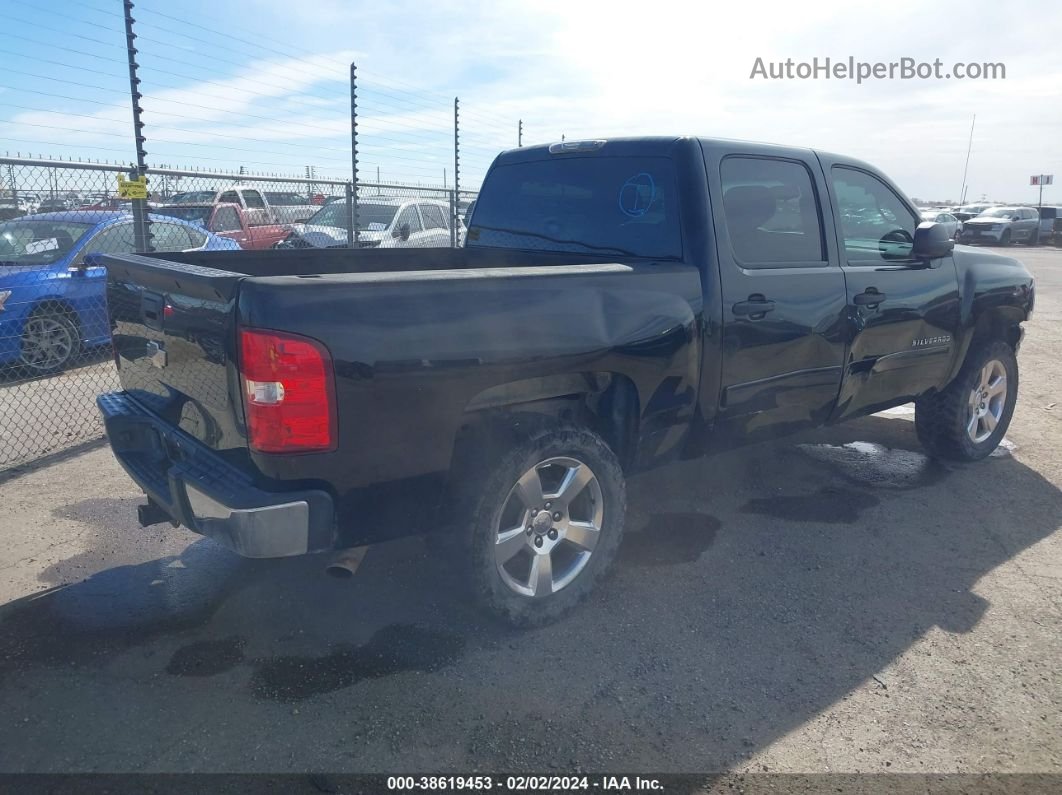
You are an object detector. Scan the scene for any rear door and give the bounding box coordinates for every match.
[822,161,961,420]
[704,142,848,436]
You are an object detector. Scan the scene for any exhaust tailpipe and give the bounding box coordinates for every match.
[325,546,369,579]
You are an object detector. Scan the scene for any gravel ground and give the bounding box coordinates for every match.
[0,246,1059,778]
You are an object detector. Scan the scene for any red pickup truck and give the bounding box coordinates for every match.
[154,203,290,250]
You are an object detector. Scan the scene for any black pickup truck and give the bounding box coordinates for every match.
[97,137,1034,625]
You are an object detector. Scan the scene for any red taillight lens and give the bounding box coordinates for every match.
[239,328,336,453]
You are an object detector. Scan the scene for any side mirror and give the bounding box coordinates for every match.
[1011,216,1021,222]
[394,223,411,242]
[911,221,954,262]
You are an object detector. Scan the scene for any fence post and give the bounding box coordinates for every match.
[453,97,460,248]
[122,0,151,253]
[349,62,360,248]
[345,182,355,249]
[518,119,523,147]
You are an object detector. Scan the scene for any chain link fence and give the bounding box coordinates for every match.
[0,157,479,470]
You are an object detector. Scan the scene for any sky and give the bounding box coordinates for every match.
[1,0,1060,202]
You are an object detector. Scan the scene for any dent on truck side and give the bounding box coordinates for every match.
[238,263,704,496]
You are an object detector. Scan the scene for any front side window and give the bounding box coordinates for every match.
[212,207,241,233]
[218,191,239,205]
[396,205,422,233]
[720,157,825,265]
[831,167,917,262]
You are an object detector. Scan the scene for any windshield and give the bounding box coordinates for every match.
[154,206,212,226]
[265,192,307,206]
[306,202,398,231]
[979,208,1016,218]
[0,220,94,264]
[168,191,217,204]
[468,155,682,258]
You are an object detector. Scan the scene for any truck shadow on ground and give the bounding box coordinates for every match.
[0,413,1058,771]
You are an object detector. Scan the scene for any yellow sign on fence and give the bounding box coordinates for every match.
[117,175,148,200]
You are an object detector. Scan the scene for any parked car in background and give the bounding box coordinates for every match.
[0,198,21,221]
[960,206,1041,246]
[79,196,132,212]
[920,209,961,240]
[154,203,291,250]
[1036,206,1060,244]
[37,198,70,213]
[0,210,240,373]
[953,203,992,223]
[279,198,461,248]
[263,191,320,224]
[164,185,301,225]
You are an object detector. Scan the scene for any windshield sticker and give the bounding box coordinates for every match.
[367,222,387,231]
[618,173,657,218]
[25,238,59,254]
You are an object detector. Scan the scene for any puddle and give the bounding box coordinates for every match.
[797,441,944,489]
[990,438,1017,458]
[249,624,465,702]
[741,487,879,524]
[619,512,720,566]
[874,404,915,421]
[166,636,246,677]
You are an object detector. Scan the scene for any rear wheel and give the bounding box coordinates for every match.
[463,426,626,626]
[915,341,1017,461]
[19,309,79,374]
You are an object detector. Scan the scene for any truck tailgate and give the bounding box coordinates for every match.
[100,252,246,452]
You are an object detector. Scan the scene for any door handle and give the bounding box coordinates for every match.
[732,295,776,317]
[853,289,887,307]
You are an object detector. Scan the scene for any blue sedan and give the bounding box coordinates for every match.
[0,211,240,373]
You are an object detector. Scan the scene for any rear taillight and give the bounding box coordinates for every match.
[238,328,336,454]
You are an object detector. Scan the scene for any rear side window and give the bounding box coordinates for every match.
[468,156,682,259]
[243,190,266,209]
[720,157,825,265]
[420,204,448,230]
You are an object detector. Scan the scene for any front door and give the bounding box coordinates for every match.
[822,162,961,420]
[704,143,848,439]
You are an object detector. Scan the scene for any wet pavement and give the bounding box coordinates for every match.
[0,246,1060,774]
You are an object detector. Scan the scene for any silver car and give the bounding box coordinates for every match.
[920,209,961,240]
[960,206,1041,246]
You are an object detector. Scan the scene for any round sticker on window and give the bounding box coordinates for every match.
[618,173,657,218]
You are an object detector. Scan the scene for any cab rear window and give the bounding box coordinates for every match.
[468,156,682,259]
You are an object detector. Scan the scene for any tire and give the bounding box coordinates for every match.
[999,229,1012,246]
[462,426,626,627]
[1028,230,1039,246]
[915,340,1018,461]
[19,309,79,375]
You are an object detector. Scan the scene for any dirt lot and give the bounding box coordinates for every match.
[0,246,1059,777]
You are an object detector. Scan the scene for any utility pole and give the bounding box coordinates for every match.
[959,114,976,206]
[349,62,359,247]
[453,97,460,248]
[122,0,151,251]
